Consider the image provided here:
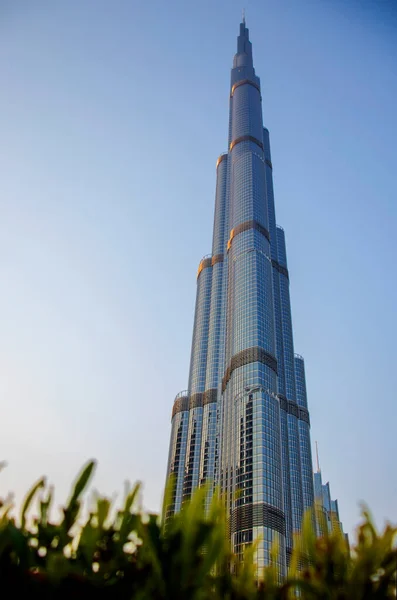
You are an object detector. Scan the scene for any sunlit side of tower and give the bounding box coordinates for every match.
[166,20,315,573]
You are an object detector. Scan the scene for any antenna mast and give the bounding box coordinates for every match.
[315,441,320,472]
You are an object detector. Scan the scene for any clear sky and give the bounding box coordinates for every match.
[1,0,396,539]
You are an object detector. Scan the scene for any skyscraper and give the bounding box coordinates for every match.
[166,19,315,573]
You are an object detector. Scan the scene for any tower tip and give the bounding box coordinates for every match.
[242,8,246,24]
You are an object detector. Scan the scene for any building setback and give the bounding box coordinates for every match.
[166,19,325,573]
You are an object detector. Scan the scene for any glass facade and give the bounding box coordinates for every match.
[165,20,322,573]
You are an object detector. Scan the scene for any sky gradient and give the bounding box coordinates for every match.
[1,0,396,539]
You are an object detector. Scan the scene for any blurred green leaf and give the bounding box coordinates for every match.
[63,460,96,534]
[66,460,96,511]
[20,477,45,530]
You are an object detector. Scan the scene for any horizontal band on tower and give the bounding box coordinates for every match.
[277,394,288,412]
[230,502,286,536]
[197,257,213,278]
[265,158,273,169]
[203,388,217,405]
[229,134,264,152]
[271,258,289,280]
[227,219,270,251]
[288,401,299,418]
[212,254,224,266]
[277,394,310,425]
[216,153,228,168]
[171,388,218,420]
[190,392,203,409]
[171,395,189,419]
[222,346,278,391]
[230,78,261,97]
[298,407,310,425]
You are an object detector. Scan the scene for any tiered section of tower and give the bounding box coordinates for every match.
[166,21,315,572]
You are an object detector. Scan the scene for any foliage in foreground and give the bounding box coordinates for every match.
[0,460,396,599]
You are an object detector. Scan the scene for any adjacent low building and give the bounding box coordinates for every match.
[314,468,349,546]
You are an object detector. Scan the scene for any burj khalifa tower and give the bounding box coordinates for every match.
[166,19,315,573]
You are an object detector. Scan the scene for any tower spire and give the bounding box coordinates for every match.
[234,11,253,70]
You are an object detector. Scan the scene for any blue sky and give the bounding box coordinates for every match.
[0,0,396,538]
